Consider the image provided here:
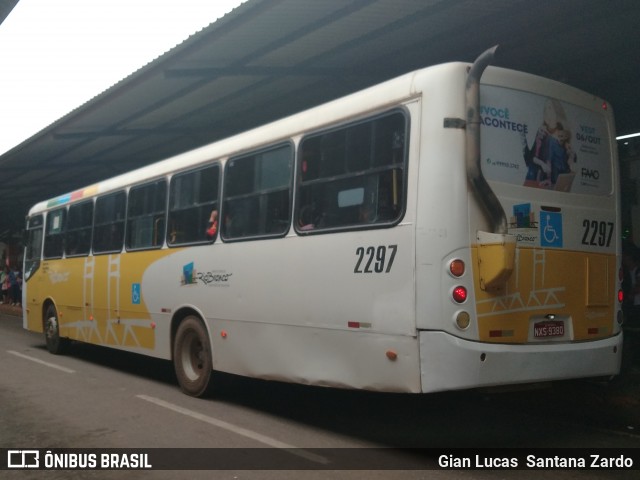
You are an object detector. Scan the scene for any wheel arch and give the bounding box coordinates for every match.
[170,306,210,361]
[41,297,57,330]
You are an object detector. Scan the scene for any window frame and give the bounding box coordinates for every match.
[24,214,44,281]
[43,207,67,259]
[125,178,168,251]
[65,200,94,257]
[92,190,127,255]
[167,163,221,247]
[221,141,294,243]
[294,108,409,235]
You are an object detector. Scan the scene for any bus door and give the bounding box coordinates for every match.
[23,215,44,332]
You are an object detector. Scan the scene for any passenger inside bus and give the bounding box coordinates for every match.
[206,210,218,238]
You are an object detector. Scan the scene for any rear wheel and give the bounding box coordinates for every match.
[173,316,213,397]
[44,304,69,354]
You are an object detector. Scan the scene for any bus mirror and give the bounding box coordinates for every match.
[476,231,516,292]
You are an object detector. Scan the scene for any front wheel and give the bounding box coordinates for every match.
[44,304,69,354]
[173,316,213,397]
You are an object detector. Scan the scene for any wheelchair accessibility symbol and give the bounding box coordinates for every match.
[132,283,141,305]
[540,212,563,248]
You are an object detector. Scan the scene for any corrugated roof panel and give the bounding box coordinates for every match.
[248,0,426,67]
[127,75,269,129]
[1,0,639,236]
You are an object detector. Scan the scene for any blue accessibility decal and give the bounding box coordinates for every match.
[132,283,141,305]
[540,212,563,248]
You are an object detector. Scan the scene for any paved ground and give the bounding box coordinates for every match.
[3,302,639,427]
[0,302,22,317]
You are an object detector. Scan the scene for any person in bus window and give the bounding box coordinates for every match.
[205,210,218,239]
[298,204,316,231]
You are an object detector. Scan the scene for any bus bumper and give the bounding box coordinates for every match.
[418,330,623,393]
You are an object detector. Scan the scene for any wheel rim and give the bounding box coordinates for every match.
[180,329,206,381]
[45,314,58,342]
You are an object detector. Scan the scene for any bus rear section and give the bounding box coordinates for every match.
[416,60,622,392]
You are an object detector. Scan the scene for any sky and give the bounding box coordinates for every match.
[0,0,246,156]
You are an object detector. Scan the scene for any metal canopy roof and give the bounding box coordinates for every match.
[1,0,639,237]
[0,0,17,24]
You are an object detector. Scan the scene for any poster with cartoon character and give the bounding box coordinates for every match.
[479,86,612,196]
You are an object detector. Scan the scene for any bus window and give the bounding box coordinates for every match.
[65,200,93,256]
[296,110,407,232]
[24,215,43,280]
[93,191,126,254]
[127,179,167,250]
[43,208,66,259]
[222,143,292,241]
[168,164,219,245]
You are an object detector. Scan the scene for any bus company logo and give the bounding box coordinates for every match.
[49,271,70,284]
[196,270,233,287]
[514,232,538,245]
[512,204,535,228]
[7,450,39,468]
[181,262,197,286]
[180,262,233,287]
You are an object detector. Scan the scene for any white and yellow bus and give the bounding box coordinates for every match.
[23,48,622,396]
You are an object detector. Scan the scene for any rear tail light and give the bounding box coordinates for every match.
[455,311,470,329]
[452,286,467,303]
[449,259,465,277]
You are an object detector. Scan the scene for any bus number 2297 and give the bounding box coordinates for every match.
[354,245,398,274]
[581,219,614,248]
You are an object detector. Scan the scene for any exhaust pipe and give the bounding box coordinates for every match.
[465,46,516,291]
[465,45,508,235]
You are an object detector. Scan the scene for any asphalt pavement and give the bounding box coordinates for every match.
[2,301,639,427]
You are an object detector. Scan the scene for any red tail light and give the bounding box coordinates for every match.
[453,286,467,303]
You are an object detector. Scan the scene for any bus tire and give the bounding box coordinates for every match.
[44,304,69,354]
[173,316,213,397]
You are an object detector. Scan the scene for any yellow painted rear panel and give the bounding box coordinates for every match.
[472,247,616,343]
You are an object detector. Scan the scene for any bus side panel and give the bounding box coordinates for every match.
[32,251,174,356]
[141,225,420,391]
[413,65,470,332]
[46,257,92,342]
[211,319,422,392]
[24,258,85,335]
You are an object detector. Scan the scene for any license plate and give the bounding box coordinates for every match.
[534,320,564,338]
